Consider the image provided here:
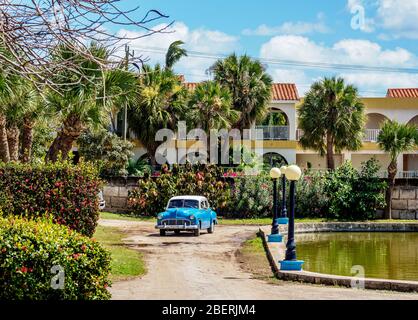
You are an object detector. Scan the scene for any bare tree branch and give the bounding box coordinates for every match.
[0,0,171,90]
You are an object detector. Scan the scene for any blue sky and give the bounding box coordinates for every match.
[116,0,418,96]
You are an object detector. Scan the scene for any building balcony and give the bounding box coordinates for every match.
[255,126,290,140]
[363,129,381,142]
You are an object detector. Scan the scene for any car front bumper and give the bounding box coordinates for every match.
[156,224,199,230]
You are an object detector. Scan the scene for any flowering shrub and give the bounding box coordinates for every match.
[0,161,102,237]
[128,164,231,216]
[78,129,134,177]
[296,159,387,220]
[0,216,111,300]
[223,175,273,218]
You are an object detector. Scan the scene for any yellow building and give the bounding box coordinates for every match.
[130,84,418,177]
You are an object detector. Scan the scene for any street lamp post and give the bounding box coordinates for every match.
[278,166,289,225]
[268,168,283,243]
[280,165,304,271]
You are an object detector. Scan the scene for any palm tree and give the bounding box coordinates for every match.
[46,43,137,162]
[165,41,187,70]
[0,72,35,162]
[377,120,417,219]
[189,81,239,162]
[298,77,365,170]
[0,70,9,163]
[211,54,272,131]
[189,81,239,133]
[128,64,188,166]
[20,96,47,163]
[4,77,35,161]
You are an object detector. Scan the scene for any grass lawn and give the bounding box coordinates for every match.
[100,211,156,222]
[94,225,146,281]
[100,212,417,225]
[236,236,277,281]
[218,217,329,225]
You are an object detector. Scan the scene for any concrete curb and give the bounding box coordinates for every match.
[258,226,418,293]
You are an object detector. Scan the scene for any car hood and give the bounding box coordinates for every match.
[161,208,199,219]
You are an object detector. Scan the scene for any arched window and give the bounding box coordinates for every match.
[408,115,418,127]
[263,152,288,168]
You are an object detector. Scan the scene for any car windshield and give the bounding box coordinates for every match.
[168,200,184,208]
[184,200,199,209]
[168,199,200,209]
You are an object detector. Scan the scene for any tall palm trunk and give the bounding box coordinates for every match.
[21,117,34,163]
[6,125,20,162]
[0,113,10,163]
[326,132,335,170]
[385,160,398,220]
[46,114,83,163]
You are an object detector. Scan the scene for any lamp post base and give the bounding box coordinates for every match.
[279,260,304,271]
[277,217,289,225]
[268,234,283,243]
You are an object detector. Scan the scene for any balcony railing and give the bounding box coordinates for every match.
[364,129,381,142]
[297,129,383,142]
[296,129,304,141]
[255,126,289,140]
[379,171,418,179]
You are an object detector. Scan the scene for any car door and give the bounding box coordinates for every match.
[200,200,210,229]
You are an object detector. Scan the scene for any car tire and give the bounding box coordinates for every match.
[160,230,166,236]
[207,221,214,234]
[194,228,200,237]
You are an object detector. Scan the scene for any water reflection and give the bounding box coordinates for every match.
[297,233,418,281]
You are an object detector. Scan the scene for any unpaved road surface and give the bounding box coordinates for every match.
[100,219,418,300]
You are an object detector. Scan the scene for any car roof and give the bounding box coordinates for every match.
[169,196,208,201]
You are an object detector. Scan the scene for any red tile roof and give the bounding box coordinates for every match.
[387,88,418,98]
[184,82,198,91]
[182,82,300,101]
[271,83,299,101]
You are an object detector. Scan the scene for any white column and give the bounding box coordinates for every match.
[397,154,404,175]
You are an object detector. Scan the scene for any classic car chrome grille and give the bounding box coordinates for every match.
[162,219,191,226]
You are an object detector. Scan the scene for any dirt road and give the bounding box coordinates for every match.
[100,219,418,300]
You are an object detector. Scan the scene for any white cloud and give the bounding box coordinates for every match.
[346,0,375,33]
[261,36,417,67]
[340,72,418,93]
[376,0,418,39]
[260,35,418,96]
[347,0,418,38]
[117,22,239,81]
[242,13,330,36]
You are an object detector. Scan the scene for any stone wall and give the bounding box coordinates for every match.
[392,186,418,220]
[103,177,141,213]
[103,178,418,219]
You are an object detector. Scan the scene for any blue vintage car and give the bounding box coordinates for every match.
[156,196,217,237]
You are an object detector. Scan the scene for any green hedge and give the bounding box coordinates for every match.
[0,216,111,300]
[128,164,231,216]
[0,161,102,237]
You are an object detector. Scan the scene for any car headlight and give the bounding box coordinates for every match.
[189,215,195,220]
[157,214,164,220]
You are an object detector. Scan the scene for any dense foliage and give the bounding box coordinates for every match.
[296,159,387,220]
[298,77,365,170]
[377,120,418,219]
[78,129,134,177]
[0,216,111,300]
[224,175,273,218]
[128,164,231,216]
[0,161,102,237]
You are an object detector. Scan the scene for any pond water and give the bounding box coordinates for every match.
[296,232,418,281]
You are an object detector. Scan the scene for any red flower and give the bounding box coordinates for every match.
[72,253,82,260]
